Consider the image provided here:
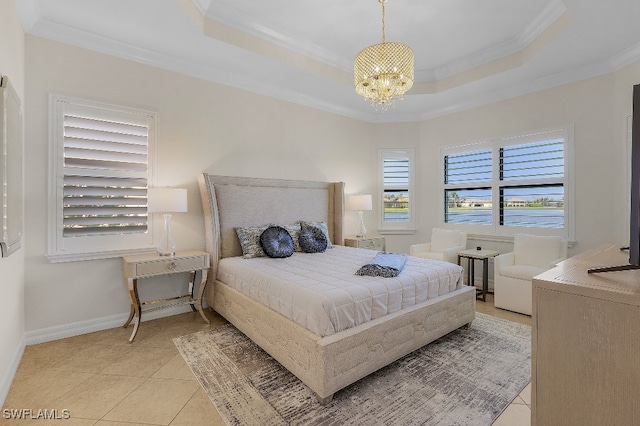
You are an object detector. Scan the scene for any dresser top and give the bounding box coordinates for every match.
[534,244,640,303]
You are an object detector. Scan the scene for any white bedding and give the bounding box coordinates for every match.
[216,245,464,337]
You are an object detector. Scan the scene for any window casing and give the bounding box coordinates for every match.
[48,96,156,262]
[378,149,415,233]
[441,128,574,240]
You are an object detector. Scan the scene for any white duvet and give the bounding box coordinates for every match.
[216,245,464,337]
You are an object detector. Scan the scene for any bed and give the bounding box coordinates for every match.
[197,173,476,404]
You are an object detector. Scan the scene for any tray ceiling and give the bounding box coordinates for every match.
[16,0,640,122]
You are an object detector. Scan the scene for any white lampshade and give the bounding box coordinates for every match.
[348,194,373,211]
[147,188,187,213]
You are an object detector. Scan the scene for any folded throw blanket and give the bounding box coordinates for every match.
[355,252,407,278]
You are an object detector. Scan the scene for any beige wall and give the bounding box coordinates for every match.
[21,33,640,336]
[0,0,25,404]
[380,69,637,256]
[24,36,373,333]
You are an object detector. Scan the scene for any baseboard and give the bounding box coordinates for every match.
[1,306,193,406]
[0,334,26,408]
[25,304,193,345]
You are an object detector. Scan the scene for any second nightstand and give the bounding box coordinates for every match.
[457,249,500,302]
[344,236,386,251]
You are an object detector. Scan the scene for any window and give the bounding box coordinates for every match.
[379,149,415,233]
[442,128,573,239]
[48,96,156,262]
[444,149,492,225]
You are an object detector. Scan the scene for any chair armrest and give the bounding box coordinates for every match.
[548,257,567,269]
[494,252,515,272]
[410,243,432,255]
[442,246,467,264]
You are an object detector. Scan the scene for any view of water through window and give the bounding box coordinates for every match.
[446,209,564,228]
[442,135,566,230]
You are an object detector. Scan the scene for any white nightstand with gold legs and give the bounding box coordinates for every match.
[121,250,210,342]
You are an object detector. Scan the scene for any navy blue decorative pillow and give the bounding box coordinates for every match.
[299,223,328,253]
[259,226,294,258]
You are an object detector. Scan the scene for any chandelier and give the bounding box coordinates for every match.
[354,0,414,109]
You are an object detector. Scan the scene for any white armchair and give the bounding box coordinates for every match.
[494,234,567,315]
[409,228,467,264]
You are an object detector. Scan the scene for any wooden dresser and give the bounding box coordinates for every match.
[532,245,640,425]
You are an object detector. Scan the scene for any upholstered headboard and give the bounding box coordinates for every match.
[197,174,345,276]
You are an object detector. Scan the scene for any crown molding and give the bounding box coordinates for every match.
[517,0,567,47]
[190,0,211,16]
[14,0,41,32]
[194,0,568,96]
[21,15,640,124]
[15,0,640,125]
[195,0,567,86]
[417,0,567,82]
[401,44,640,123]
[417,59,616,122]
[197,1,352,72]
[608,41,640,71]
[24,18,380,122]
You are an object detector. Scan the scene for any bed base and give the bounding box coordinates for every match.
[209,281,476,404]
[197,173,476,404]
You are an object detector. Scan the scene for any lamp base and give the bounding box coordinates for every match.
[358,210,367,239]
[157,213,176,257]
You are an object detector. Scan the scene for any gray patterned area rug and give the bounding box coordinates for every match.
[174,313,531,426]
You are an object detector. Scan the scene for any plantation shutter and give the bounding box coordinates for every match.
[383,157,410,189]
[379,149,415,230]
[62,114,149,237]
[499,136,565,228]
[500,138,564,181]
[444,149,492,184]
[49,97,156,262]
[441,128,570,236]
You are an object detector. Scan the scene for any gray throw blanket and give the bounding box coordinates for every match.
[355,252,407,278]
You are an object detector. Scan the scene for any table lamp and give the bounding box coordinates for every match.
[348,194,373,238]
[147,187,187,256]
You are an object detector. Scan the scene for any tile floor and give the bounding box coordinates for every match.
[2,294,531,425]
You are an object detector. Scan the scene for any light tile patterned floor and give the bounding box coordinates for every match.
[2,294,531,425]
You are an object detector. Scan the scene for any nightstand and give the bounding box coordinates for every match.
[344,236,386,251]
[457,249,500,302]
[121,250,210,342]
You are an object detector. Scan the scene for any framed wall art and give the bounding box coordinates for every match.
[0,75,23,257]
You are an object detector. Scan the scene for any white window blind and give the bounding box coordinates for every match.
[383,157,410,222]
[443,148,493,225]
[379,149,415,233]
[63,115,149,237]
[49,96,156,262]
[441,128,573,239]
[499,138,565,228]
[383,158,410,187]
[444,149,492,185]
[500,139,564,181]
